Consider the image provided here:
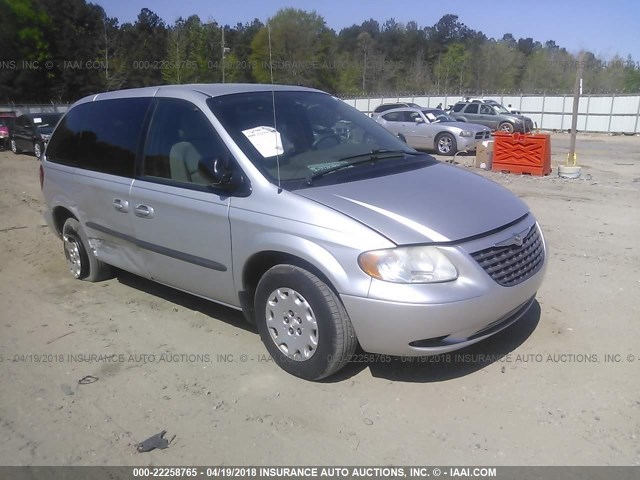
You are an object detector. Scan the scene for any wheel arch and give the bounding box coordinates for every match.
[238,239,353,325]
[51,206,78,237]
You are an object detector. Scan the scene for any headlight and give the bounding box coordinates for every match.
[459,130,474,137]
[358,246,458,283]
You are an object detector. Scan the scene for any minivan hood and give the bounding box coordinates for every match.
[296,163,529,244]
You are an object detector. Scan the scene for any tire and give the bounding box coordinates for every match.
[254,264,357,380]
[34,141,43,159]
[498,122,515,133]
[435,132,457,155]
[62,218,112,282]
[10,139,21,154]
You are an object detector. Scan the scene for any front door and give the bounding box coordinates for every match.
[129,98,237,306]
[479,104,500,130]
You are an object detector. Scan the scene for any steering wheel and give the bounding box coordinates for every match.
[312,134,341,151]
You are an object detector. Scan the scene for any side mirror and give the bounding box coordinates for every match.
[198,158,232,187]
[414,117,424,124]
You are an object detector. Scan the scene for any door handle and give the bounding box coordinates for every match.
[113,198,129,212]
[134,204,154,218]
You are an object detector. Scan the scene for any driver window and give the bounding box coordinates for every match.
[408,112,423,123]
[143,99,230,187]
[480,105,494,114]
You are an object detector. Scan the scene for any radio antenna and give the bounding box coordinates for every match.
[268,24,282,193]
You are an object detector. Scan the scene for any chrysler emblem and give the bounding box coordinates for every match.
[513,234,523,246]
[495,228,528,248]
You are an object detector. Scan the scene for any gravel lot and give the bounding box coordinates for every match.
[0,132,639,466]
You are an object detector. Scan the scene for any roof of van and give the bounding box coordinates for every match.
[83,83,323,104]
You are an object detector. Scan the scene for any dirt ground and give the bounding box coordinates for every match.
[0,132,639,466]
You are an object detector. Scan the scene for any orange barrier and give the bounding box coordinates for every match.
[491,132,551,176]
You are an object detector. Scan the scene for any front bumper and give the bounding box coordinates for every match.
[457,136,482,151]
[341,217,547,356]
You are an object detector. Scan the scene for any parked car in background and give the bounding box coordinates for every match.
[373,107,491,155]
[10,112,62,159]
[372,102,422,115]
[0,112,16,150]
[466,98,522,115]
[449,102,533,133]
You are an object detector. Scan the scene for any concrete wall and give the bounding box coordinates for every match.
[343,94,640,134]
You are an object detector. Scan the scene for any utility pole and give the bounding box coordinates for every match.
[568,51,584,165]
[221,27,230,83]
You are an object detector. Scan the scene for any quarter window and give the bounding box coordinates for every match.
[46,98,150,177]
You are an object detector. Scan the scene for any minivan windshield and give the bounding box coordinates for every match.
[207,91,420,188]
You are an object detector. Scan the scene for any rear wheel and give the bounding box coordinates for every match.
[254,264,357,380]
[62,218,111,282]
[435,132,457,155]
[10,139,20,154]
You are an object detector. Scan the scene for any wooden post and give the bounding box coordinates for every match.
[568,52,584,165]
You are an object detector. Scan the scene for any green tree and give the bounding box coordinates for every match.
[119,8,168,88]
[434,43,470,94]
[0,0,51,101]
[250,8,337,91]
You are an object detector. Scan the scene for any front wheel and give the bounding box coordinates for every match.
[435,133,457,155]
[62,218,112,282]
[10,139,20,154]
[254,264,357,380]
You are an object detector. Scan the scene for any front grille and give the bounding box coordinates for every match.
[470,225,544,287]
[475,131,490,139]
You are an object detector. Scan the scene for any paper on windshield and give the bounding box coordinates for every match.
[307,161,348,173]
[242,126,284,158]
[424,113,437,122]
[33,117,42,124]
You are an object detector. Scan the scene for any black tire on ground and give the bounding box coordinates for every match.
[10,139,21,154]
[435,132,457,155]
[62,218,112,282]
[498,122,515,133]
[34,141,43,159]
[254,264,357,380]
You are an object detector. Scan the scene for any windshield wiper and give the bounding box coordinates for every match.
[306,149,411,185]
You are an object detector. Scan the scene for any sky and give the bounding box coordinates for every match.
[96,0,640,61]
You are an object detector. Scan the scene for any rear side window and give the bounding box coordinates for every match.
[382,111,403,122]
[452,103,465,112]
[16,115,30,127]
[464,104,479,114]
[47,98,151,177]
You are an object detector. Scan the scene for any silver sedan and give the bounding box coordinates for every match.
[373,108,491,155]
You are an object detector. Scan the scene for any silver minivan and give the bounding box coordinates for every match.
[41,84,546,380]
